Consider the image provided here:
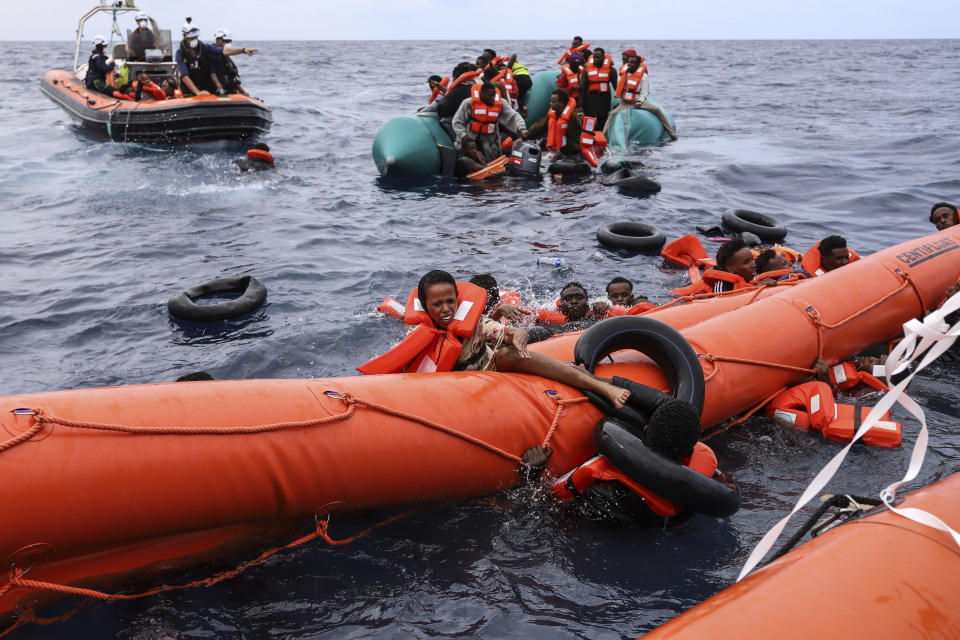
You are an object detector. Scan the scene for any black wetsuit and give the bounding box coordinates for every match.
[84,51,115,95]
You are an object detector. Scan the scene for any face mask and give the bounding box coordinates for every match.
[188,39,198,49]
[138,21,147,28]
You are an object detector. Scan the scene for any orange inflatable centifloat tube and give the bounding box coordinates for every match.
[641,473,960,639]
[0,228,958,626]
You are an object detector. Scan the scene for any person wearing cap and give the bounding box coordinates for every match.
[176,19,214,95]
[126,11,155,61]
[557,52,584,102]
[206,28,257,96]
[619,48,637,76]
[84,36,116,95]
[451,80,527,174]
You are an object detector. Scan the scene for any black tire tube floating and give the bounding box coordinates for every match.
[573,316,705,426]
[167,275,267,322]
[548,159,592,176]
[596,222,667,252]
[593,418,741,518]
[721,209,787,243]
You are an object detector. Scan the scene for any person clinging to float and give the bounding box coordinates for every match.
[524,89,583,158]
[704,237,775,292]
[801,235,858,276]
[126,11,155,62]
[605,277,647,307]
[452,81,527,174]
[358,270,630,409]
[930,202,958,231]
[84,36,116,96]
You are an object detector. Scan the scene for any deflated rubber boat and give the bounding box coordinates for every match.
[373,70,675,178]
[41,2,271,143]
[1,229,958,633]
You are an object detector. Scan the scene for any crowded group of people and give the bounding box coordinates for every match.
[84,13,258,101]
[422,37,676,175]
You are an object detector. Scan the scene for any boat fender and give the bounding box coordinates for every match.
[721,209,787,243]
[574,316,705,427]
[167,275,267,322]
[594,418,741,517]
[597,222,666,252]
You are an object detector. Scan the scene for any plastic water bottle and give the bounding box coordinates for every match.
[536,257,564,267]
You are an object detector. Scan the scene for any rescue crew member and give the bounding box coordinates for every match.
[126,11,156,61]
[234,142,275,172]
[524,89,583,157]
[604,55,677,140]
[367,270,630,408]
[207,28,257,96]
[557,52,585,102]
[175,19,215,96]
[930,202,959,231]
[451,81,527,174]
[84,36,116,96]
[580,48,614,133]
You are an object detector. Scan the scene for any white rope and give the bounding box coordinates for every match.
[737,290,960,582]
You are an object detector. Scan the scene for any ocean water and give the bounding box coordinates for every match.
[2,38,960,638]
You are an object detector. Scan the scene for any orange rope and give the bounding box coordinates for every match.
[0,422,43,454]
[700,354,815,375]
[540,396,590,447]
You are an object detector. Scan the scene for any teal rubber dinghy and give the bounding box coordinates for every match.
[371,70,675,177]
[604,95,676,149]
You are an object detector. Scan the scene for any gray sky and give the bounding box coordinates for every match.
[4,0,959,40]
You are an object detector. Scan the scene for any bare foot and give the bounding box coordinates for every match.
[597,381,630,409]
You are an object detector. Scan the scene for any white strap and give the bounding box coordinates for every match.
[737,291,960,582]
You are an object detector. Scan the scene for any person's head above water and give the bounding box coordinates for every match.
[606,277,633,306]
[930,202,959,231]
[550,89,570,113]
[559,282,589,320]
[418,270,460,328]
[818,235,850,272]
[754,249,789,275]
[716,237,756,281]
[645,399,702,462]
[469,273,500,313]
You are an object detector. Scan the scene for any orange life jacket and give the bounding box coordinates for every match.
[492,67,518,98]
[428,76,450,103]
[751,244,802,263]
[702,268,750,293]
[357,282,488,375]
[376,296,405,320]
[536,308,568,324]
[584,55,613,93]
[551,443,718,518]
[546,97,577,150]
[766,381,902,447]
[560,64,581,98]
[446,69,482,93]
[828,361,888,392]
[579,116,607,168]
[469,83,501,135]
[605,301,656,317]
[618,56,645,77]
[498,289,521,307]
[801,242,861,276]
[173,87,183,99]
[247,148,274,165]
[614,66,647,102]
[112,90,135,101]
[557,41,590,65]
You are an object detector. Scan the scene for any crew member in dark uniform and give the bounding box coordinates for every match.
[84,35,116,95]
[126,11,156,61]
[207,28,257,96]
[175,18,215,96]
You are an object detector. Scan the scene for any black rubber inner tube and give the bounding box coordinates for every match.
[167,275,267,322]
[594,418,741,517]
[548,159,592,176]
[596,222,666,252]
[573,316,705,426]
[721,209,787,243]
[615,175,661,195]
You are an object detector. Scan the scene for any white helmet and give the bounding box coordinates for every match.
[213,28,232,41]
[135,11,149,22]
[92,35,107,48]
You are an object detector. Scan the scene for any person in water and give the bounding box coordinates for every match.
[524,89,583,157]
[605,277,647,307]
[452,81,527,173]
[234,142,275,172]
[126,11,156,61]
[208,28,256,96]
[710,238,758,292]
[468,273,530,323]
[816,235,851,274]
[930,202,958,231]
[365,270,629,408]
[84,36,116,96]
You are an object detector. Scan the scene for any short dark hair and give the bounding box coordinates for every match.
[469,273,500,312]
[428,74,442,83]
[754,249,778,275]
[176,371,214,382]
[606,276,632,293]
[452,61,476,77]
[715,237,747,271]
[818,235,847,257]
[645,399,702,461]
[482,67,498,81]
[560,281,588,298]
[593,47,605,56]
[252,142,269,152]
[930,202,958,223]
[573,36,582,42]
[482,48,497,60]
[418,270,457,308]
[553,88,570,103]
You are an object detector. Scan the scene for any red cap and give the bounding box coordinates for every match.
[623,49,637,57]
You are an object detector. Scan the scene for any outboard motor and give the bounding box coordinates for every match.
[505,141,542,177]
